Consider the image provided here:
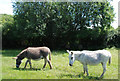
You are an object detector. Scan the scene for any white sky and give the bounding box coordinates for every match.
[0,0,13,15]
[0,0,119,29]
[110,0,119,29]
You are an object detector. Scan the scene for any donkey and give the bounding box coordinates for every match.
[12,47,52,69]
[67,50,111,78]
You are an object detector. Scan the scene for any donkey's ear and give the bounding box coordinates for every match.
[12,57,18,59]
[66,50,70,53]
[71,52,73,55]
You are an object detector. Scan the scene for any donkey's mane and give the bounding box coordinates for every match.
[17,49,27,59]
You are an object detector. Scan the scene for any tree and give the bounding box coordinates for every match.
[2,2,115,50]
[107,27,120,48]
[1,14,17,48]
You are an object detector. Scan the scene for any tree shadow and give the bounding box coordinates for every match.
[2,49,67,57]
[2,50,21,57]
[51,50,66,55]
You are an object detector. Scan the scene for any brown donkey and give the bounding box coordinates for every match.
[12,47,52,69]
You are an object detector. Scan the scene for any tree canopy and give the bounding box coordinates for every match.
[2,2,116,50]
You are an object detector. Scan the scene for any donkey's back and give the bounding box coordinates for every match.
[26,47,51,60]
[80,50,111,65]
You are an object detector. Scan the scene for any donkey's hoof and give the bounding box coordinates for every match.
[23,67,26,69]
[30,68,33,69]
[99,76,103,79]
[42,68,45,70]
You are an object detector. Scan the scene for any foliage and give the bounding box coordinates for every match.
[2,2,115,50]
[107,27,120,48]
[0,14,17,48]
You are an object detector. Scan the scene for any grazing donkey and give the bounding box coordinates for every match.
[12,47,52,69]
[67,50,111,78]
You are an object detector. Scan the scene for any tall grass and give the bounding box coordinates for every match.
[1,48,118,79]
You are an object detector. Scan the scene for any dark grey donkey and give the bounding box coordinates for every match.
[12,47,52,69]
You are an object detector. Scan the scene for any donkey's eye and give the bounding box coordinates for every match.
[71,57,73,59]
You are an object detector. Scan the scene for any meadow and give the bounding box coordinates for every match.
[1,48,119,79]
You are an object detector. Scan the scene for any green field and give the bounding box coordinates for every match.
[1,48,119,79]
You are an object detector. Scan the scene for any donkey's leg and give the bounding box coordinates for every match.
[43,59,47,69]
[100,62,106,78]
[48,60,52,69]
[83,65,86,74]
[47,57,52,69]
[86,65,89,76]
[24,60,29,68]
[28,59,32,69]
[83,64,89,76]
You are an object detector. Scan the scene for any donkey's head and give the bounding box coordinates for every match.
[67,50,75,66]
[12,49,27,68]
[12,57,22,68]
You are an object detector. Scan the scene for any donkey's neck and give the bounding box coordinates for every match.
[17,53,25,60]
[17,49,27,60]
[74,54,82,61]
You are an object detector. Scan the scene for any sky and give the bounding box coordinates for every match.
[0,0,119,29]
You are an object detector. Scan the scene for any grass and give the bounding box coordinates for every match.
[1,48,119,79]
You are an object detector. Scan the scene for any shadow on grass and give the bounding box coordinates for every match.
[51,50,66,55]
[2,49,67,57]
[60,73,101,80]
[2,50,21,57]
[82,75,102,80]
[12,68,42,71]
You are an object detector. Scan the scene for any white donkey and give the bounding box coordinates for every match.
[67,50,111,78]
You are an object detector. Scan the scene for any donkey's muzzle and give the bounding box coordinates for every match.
[69,64,73,66]
[16,64,19,68]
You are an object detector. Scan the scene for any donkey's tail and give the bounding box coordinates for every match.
[49,51,51,61]
[108,56,111,65]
